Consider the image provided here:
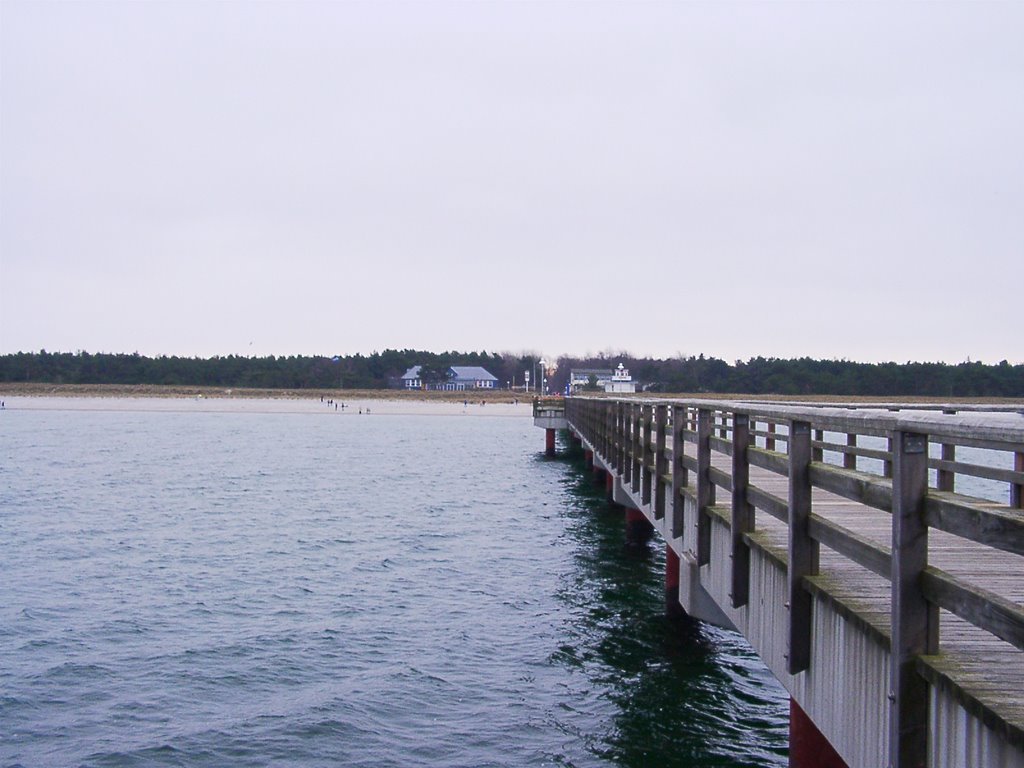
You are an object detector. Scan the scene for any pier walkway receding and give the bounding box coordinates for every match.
[555,396,1024,768]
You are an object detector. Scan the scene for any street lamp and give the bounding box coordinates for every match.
[539,358,546,395]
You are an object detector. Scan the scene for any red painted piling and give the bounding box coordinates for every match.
[789,699,847,768]
[665,546,686,619]
[625,507,654,544]
[545,428,556,457]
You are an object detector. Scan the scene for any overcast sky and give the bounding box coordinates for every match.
[2,1,1021,364]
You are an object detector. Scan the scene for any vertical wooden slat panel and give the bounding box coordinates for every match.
[731,412,752,608]
[787,419,816,675]
[696,408,713,566]
[889,430,936,768]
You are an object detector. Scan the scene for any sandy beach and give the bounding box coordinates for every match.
[0,384,534,417]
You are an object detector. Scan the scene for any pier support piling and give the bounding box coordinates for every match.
[584,449,594,471]
[789,699,847,768]
[545,428,556,457]
[625,507,654,545]
[665,546,686,619]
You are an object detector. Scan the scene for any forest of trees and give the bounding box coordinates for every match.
[2,349,1023,397]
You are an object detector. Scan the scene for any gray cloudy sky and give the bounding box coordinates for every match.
[2,1,1021,363]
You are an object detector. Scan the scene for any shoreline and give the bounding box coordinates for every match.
[0,383,529,403]
[0,382,1021,407]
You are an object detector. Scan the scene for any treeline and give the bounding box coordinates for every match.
[0,349,535,391]
[551,355,1024,398]
[2,349,1022,397]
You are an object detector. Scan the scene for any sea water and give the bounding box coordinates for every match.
[0,399,788,767]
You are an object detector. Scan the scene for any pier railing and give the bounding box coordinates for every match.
[564,396,1024,765]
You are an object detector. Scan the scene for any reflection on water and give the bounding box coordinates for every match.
[551,446,789,767]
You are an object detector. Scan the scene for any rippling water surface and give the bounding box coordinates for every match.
[1,400,788,767]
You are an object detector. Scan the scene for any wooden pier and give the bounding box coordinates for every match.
[544,396,1024,768]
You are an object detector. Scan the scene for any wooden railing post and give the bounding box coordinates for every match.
[671,406,686,539]
[787,420,816,675]
[696,408,713,566]
[1012,451,1023,509]
[937,408,956,493]
[655,405,667,519]
[812,428,824,462]
[845,432,857,470]
[766,422,776,451]
[889,430,937,768]
[619,401,628,480]
[642,404,653,505]
[626,403,634,493]
[731,412,752,608]
[602,403,610,468]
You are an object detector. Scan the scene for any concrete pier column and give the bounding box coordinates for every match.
[545,428,556,457]
[789,699,847,768]
[584,449,594,471]
[664,546,686,619]
[605,471,615,503]
[625,507,654,545]
[593,466,605,485]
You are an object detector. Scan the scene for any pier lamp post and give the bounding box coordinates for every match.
[539,358,547,395]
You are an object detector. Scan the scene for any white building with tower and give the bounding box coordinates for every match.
[605,363,636,393]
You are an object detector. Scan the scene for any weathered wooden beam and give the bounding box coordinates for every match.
[937,414,956,493]
[655,405,667,520]
[622,402,631,485]
[748,485,788,523]
[1015,451,1024,509]
[709,434,733,456]
[787,420,816,675]
[748,445,789,476]
[921,567,1024,651]
[923,493,1024,556]
[696,408,713,566]
[845,432,858,470]
[731,412,752,608]
[889,430,936,768]
[809,462,893,513]
[927,456,1024,486]
[671,405,686,539]
[631,403,641,494]
[808,515,891,579]
[708,465,733,493]
[642,405,653,506]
